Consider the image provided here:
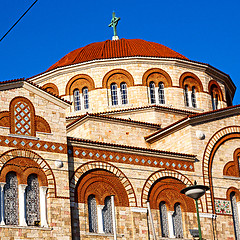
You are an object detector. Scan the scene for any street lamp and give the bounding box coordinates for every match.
[180,181,210,240]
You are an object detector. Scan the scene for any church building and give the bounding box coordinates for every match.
[0,24,239,239]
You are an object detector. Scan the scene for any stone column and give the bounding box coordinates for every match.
[40,186,48,227]
[0,182,5,225]
[19,184,27,226]
[168,211,174,238]
[97,205,104,233]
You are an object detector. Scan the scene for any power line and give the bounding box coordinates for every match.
[0,0,39,43]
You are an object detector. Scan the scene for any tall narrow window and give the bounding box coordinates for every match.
[102,196,113,233]
[26,174,40,226]
[82,87,89,109]
[215,94,219,110]
[172,203,183,238]
[73,89,81,111]
[159,201,169,237]
[191,86,197,108]
[4,172,18,225]
[184,85,189,107]
[88,195,98,233]
[149,82,156,104]
[111,83,118,106]
[158,82,165,104]
[230,192,240,240]
[120,82,128,105]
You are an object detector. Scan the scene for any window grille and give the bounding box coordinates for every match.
[120,82,128,105]
[184,85,189,107]
[26,174,40,226]
[159,201,169,237]
[158,82,165,104]
[149,82,156,104]
[88,195,98,233]
[111,83,118,106]
[73,89,81,111]
[4,172,18,225]
[83,87,89,109]
[230,192,240,240]
[191,86,197,108]
[102,196,113,233]
[172,203,183,238]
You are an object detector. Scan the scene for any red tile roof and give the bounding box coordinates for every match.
[47,39,188,72]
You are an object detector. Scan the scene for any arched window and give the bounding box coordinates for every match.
[172,203,183,238]
[149,82,156,104]
[230,192,240,239]
[73,89,81,111]
[191,86,197,108]
[82,87,89,109]
[88,195,98,233]
[4,172,18,225]
[158,82,165,104]
[120,82,128,105]
[184,85,189,107]
[102,196,113,233]
[26,174,40,226]
[159,201,169,237]
[111,83,118,106]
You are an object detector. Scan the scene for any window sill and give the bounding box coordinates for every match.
[8,134,39,140]
[108,104,133,109]
[84,232,124,237]
[184,106,204,112]
[0,225,52,231]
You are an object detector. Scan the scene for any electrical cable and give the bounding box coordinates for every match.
[0,0,38,42]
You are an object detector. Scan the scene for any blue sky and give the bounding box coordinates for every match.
[1,0,240,104]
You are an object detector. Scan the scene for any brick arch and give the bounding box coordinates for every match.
[70,161,137,207]
[223,148,240,177]
[0,149,56,197]
[208,80,224,101]
[226,187,240,202]
[202,126,240,213]
[102,69,135,88]
[179,72,203,92]
[141,169,202,211]
[65,74,95,95]
[142,68,172,87]
[10,96,36,136]
[42,83,59,95]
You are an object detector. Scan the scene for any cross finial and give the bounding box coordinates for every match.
[108,11,120,40]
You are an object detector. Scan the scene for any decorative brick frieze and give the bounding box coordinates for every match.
[215,199,232,215]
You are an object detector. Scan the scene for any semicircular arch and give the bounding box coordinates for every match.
[179,72,203,92]
[70,160,137,207]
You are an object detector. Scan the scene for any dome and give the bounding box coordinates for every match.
[47,39,188,71]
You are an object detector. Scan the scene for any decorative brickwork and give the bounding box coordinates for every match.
[42,83,59,95]
[35,116,51,133]
[69,145,194,171]
[215,199,232,215]
[208,80,224,101]
[70,161,137,207]
[76,170,129,206]
[179,72,203,92]
[0,149,56,197]
[0,111,10,127]
[142,68,172,87]
[65,74,95,95]
[202,126,240,213]
[0,134,67,154]
[102,69,134,88]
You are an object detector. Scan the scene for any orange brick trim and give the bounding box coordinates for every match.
[0,134,67,154]
[226,187,240,202]
[223,148,240,177]
[76,170,129,206]
[35,116,51,133]
[141,169,203,211]
[0,149,56,197]
[202,126,240,213]
[102,69,135,88]
[208,80,224,101]
[42,83,59,95]
[10,96,36,136]
[69,161,137,207]
[65,74,95,95]
[0,111,10,127]
[142,68,172,87]
[179,72,203,92]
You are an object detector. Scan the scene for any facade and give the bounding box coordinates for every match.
[0,38,239,240]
